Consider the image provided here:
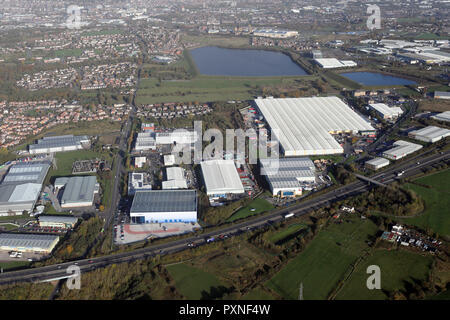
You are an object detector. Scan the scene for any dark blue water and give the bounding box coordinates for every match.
[190,46,307,77]
[341,72,417,86]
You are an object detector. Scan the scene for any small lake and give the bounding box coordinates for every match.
[340,72,417,86]
[189,46,307,77]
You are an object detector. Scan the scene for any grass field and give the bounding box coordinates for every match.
[268,224,307,244]
[242,287,276,300]
[265,217,379,300]
[166,263,224,300]
[227,198,274,222]
[136,76,313,104]
[402,169,450,236]
[336,249,433,300]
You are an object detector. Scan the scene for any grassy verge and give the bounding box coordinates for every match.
[227,198,274,222]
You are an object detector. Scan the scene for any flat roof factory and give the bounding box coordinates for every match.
[0,161,51,216]
[260,157,316,197]
[200,159,245,196]
[369,103,404,119]
[29,135,90,154]
[54,176,99,209]
[365,157,390,170]
[130,190,197,224]
[38,215,79,229]
[0,233,59,254]
[408,126,450,143]
[382,140,423,160]
[431,111,450,122]
[254,97,374,156]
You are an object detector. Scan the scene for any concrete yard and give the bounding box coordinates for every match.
[114,222,201,244]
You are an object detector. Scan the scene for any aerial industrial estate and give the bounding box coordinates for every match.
[0,0,449,305]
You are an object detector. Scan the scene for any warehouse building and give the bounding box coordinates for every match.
[162,167,187,190]
[431,111,450,122]
[365,157,390,170]
[200,160,245,196]
[260,157,316,197]
[314,58,357,69]
[369,103,404,120]
[254,97,374,156]
[0,233,59,254]
[0,161,51,216]
[38,215,79,229]
[135,132,156,151]
[408,126,450,143]
[128,172,152,196]
[434,91,450,100]
[382,140,423,160]
[55,176,99,209]
[155,130,198,145]
[133,156,147,168]
[29,135,90,154]
[130,190,197,224]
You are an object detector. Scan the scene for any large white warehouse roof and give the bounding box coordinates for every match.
[255,97,374,156]
[200,160,244,195]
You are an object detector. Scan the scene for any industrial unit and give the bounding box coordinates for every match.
[0,233,59,254]
[38,215,79,229]
[369,103,404,120]
[382,140,423,160]
[408,126,450,143]
[133,156,147,168]
[162,167,187,190]
[55,176,99,208]
[260,157,316,197]
[254,97,374,156]
[134,132,156,151]
[200,159,245,196]
[314,58,357,69]
[130,190,197,224]
[365,157,390,170]
[434,91,450,100]
[128,172,152,196]
[431,111,450,122]
[29,135,90,154]
[0,161,51,216]
[155,130,198,145]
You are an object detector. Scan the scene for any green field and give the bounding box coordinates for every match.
[265,217,379,300]
[268,223,308,244]
[227,198,274,222]
[336,249,433,300]
[402,169,450,236]
[242,287,276,300]
[166,263,224,300]
[136,76,311,104]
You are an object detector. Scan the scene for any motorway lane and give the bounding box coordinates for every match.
[0,150,448,285]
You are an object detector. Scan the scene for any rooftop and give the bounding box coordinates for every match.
[255,97,374,156]
[200,160,244,195]
[131,190,197,213]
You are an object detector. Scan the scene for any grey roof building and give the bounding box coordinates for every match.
[0,233,59,253]
[0,161,51,216]
[130,190,197,224]
[260,157,316,197]
[55,176,99,209]
[29,135,90,154]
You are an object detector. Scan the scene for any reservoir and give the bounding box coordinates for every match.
[340,72,417,86]
[189,46,307,77]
